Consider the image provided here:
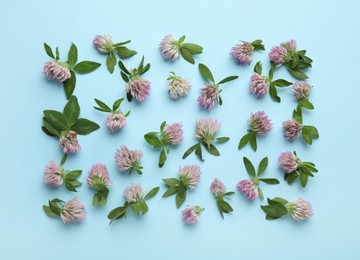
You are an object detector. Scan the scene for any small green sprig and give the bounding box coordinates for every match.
[118,56,151,102]
[284,151,318,187]
[60,155,82,192]
[255,62,292,103]
[260,197,290,220]
[42,96,100,149]
[242,157,279,200]
[104,40,137,74]
[175,35,203,64]
[162,178,188,208]
[198,63,239,106]
[93,97,130,116]
[107,187,159,224]
[44,43,101,99]
[144,121,182,168]
[293,108,319,145]
[284,49,313,80]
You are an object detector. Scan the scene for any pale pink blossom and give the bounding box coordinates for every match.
[59,131,80,154]
[106,112,127,132]
[178,165,201,190]
[44,61,71,83]
[60,197,86,224]
[237,179,258,200]
[159,35,180,60]
[163,123,183,145]
[44,160,65,186]
[123,183,145,203]
[115,145,143,172]
[197,84,220,110]
[93,34,114,53]
[249,73,269,97]
[182,205,204,224]
[287,198,313,220]
[126,78,151,102]
[210,178,226,197]
[230,41,254,65]
[279,151,301,173]
[87,163,111,189]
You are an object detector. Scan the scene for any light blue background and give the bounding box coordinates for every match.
[0,0,359,259]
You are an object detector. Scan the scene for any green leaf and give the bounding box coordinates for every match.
[68,43,78,67]
[176,186,186,208]
[131,201,149,215]
[218,76,238,85]
[238,132,251,149]
[94,98,111,111]
[272,79,292,87]
[42,118,60,137]
[218,200,233,213]
[115,46,137,59]
[64,180,78,192]
[216,137,230,143]
[293,108,303,124]
[72,118,100,135]
[55,47,59,60]
[108,206,127,221]
[302,162,318,173]
[92,194,100,207]
[137,56,145,71]
[160,121,166,131]
[162,186,179,197]
[303,125,319,138]
[259,178,280,184]
[195,144,204,161]
[258,187,264,200]
[112,40,131,47]
[269,84,281,103]
[261,200,288,218]
[286,67,308,79]
[159,148,167,168]
[144,133,163,148]
[216,201,224,219]
[44,43,55,59]
[300,100,314,110]
[43,110,68,131]
[140,63,151,75]
[243,157,256,177]
[113,98,124,111]
[224,191,235,196]
[249,132,257,151]
[121,72,129,83]
[162,178,180,187]
[180,48,195,64]
[118,60,130,74]
[251,40,265,51]
[43,205,59,217]
[198,63,215,82]
[73,61,101,74]
[126,92,133,102]
[268,62,276,81]
[65,170,82,180]
[144,187,160,200]
[203,143,220,156]
[182,143,198,159]
[63,95,80,128]
[257,157,268,176]
[178,35,186,44]
[181,43,203,54]
[285,173,298,185]
[60,154,67,166]
[63,71,76,100]
[299,171,308,187]
[106,52,117,74]
[291,52,299,69]
[254,61,262,74]
[272,197,288,204]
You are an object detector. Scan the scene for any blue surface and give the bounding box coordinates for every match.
[0,0,359,259]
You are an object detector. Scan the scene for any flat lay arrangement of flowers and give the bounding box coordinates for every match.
[41,36,318,225]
